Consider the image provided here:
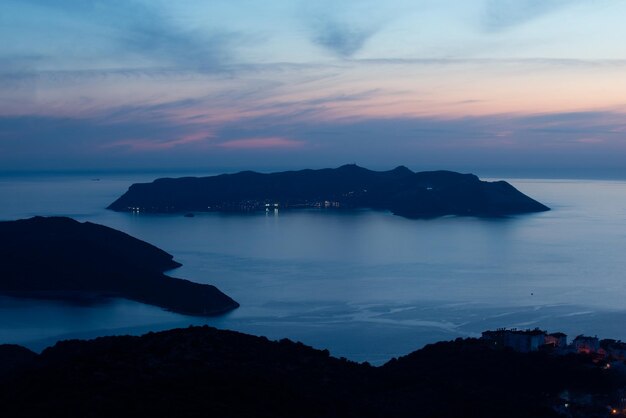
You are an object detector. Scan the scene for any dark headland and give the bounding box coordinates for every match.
[0,217,238,316]
[0,326,623,418]
[107,164,549,218]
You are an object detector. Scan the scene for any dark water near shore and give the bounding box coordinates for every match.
[1,172,626,364]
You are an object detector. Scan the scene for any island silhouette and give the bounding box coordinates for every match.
[0,217,238,316]
[0,326,621,418]
[108,164,550,218]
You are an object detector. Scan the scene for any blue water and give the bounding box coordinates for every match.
[1,172,626,364]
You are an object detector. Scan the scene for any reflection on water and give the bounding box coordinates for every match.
[0,296,189,350]
[1,174,626,363]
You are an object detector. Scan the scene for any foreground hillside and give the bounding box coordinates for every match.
[0,217,239,316]
[108,164,549,218]
[0,326,622,418]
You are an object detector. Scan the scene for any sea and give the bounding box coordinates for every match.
[1,171,626,364]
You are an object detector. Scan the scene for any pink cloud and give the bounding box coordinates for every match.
[218,136,303,150]
[102,132,213,151]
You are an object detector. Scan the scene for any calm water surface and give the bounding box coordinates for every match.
[1,173,626,364]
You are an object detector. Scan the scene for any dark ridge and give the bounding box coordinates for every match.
[0,326,621,418]
[107,165,549,218]
[0,345,37,376]
[0,217,239,316]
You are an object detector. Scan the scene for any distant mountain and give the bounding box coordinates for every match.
[0,326,619,417]
[108,164,549,218]
[0,217,238,316]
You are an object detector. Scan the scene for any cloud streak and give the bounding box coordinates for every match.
[482,0,585,31]
[1,0,241,75]
[310,18,380,57]
[218,137,304,150]
[4,107,625,177]
[301,1,391,57]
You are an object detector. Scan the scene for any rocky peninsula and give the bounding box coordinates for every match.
[108,164,549,218]
[0,217,239,316]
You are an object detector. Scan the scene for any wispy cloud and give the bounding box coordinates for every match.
[354,57,626,68]
[104,132,213,152]
[1,0,242,75]
[0,114,205,158]
[3,108,626,176]
[300,1,391,57]
[218,137,304,150]
[117,19,239,73]
[483,0,584,31]
[310,18,380,57]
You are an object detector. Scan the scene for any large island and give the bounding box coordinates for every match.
[0,217,239,316]
[108,164,549,218]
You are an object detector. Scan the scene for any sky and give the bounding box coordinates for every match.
[2,0,626,177]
